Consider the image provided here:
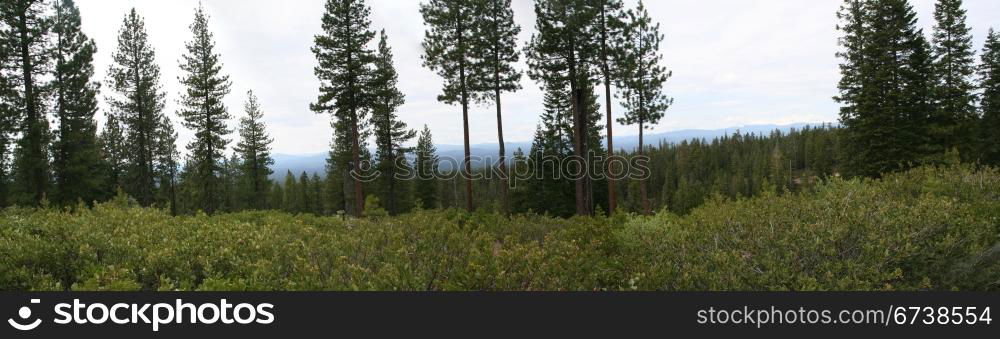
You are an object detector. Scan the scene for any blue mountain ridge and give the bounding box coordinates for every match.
[270,122,833,179]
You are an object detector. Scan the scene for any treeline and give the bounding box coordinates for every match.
[0,0,262,215]
[0,0,675,218]
[2,0,999,218]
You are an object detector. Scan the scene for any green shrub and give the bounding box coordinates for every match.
[0,165,996,291]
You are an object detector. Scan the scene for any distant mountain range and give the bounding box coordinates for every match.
[271,123,833,179]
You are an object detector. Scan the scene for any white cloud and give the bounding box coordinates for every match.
[73,0,1000,155]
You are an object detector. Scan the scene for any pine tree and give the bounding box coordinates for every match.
[310,173,324,215]
[105,8,170,206]
[269,180,284,210]
[420,0,483,212]
[176,5,232,214]
[234,90,274,210]
[930,0,976,157]
[298,171,310,214]
[616,1,671,215]
[50,0,103,205]
[979,29,1000,165]
[154,114,179,214]
[220,153,240,212]
[98,111,126,192]
[469,0,521,215]
[312,0,375,217]
[413,125,439,209]
[282,170,298,213]
[370,30,414,215]
[594,0,627,213]
[526,0,602,215]
[835,0,933,177]
[2,0,52,206]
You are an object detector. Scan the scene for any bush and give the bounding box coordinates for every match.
[0,165,996,291]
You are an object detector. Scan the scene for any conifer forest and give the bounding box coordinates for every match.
[1,0,999,291]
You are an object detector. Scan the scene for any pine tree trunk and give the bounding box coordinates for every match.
[600,2,617,215]
[572,86,593,216]
[458,19,473,213]
[639,119,649,215]
[495,80,508,216]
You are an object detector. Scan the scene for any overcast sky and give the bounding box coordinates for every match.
[74,0,1000,155]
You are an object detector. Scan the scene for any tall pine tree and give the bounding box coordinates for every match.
[526,0,602,216]
[930,0,976,158]
[616,1,672,215]
[176,4,232,214]
[979,29,1000,165]
[2,0,52,205]
[370,30,414,215]
[105,8,172,206]
[835,0,933,177]
[594,0,627,213]
[470,0,521,216]
[312,0,375,217]
[51,0,103,205]
[420,0,482,212]
[234,90,274,210]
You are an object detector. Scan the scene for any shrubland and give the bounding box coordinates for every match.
[1,166,997,291]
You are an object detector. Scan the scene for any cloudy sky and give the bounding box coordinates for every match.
[74,0,1000,155]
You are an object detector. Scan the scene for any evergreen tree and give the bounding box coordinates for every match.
[269,180,284,210]
[979,29,1000,165]
[594,0,627,213]
[2,0,52,205]
[298,171,310,214]
[526,0,602,215]
[176,5,232,214]
[50,0,103,205]
[312,0,375,217]
[310,173,324,215]
[413,125,439,209]
[420,0,482,212]
[234,90,274,210]
[835,0,933,177]
[616,1,671,215]
[470,0,521,215]
[282,170,298,213]
[220,153,240,212]
[370,30,414,215]
[154,115,179,214]
[105,8,170,206]
[930,0,976,157]
[99,111,126,192]
[516,85,576,217]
